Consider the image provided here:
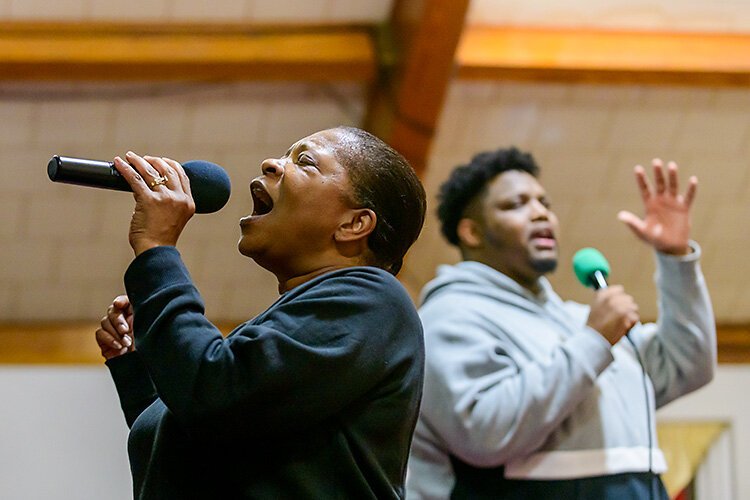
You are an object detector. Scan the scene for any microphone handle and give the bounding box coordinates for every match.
[590,270,609,290]
[47,156,131,192]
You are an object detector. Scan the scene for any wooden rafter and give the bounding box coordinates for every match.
[458,26,750,86]
[4,23,750,85]
[364,0,471,175]
[0,22,376,82]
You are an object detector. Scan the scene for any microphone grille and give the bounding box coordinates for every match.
[572,247,610,287]
[183,160,232,214]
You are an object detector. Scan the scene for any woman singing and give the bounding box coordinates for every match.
[95,126,427,499]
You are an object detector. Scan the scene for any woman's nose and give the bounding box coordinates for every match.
[261,158,284,177]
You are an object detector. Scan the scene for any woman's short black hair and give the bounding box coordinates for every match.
[437,147,540,246]
[333,127,427,275]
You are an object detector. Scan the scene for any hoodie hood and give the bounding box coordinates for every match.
[420,261,562,316]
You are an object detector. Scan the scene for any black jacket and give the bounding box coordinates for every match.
[107,246,424,499]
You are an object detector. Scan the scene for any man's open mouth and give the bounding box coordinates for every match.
[530,228,555,240]
[529,228,556,249]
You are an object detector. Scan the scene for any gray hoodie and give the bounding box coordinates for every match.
[407,242,715,499]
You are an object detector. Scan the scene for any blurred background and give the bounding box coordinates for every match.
[0,0,748,498]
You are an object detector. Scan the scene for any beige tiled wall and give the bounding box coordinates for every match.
[0,82,365,322]
[2,80,749,323]
[405,81,750,323]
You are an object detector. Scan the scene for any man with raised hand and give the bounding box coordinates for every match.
[406,148,715,499]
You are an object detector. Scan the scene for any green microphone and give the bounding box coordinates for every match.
[572,248,610,290]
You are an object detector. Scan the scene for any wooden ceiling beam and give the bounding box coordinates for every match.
[458,26,750,86]
[5,22,750,85]
[0,23,376,82]
[364,0,471,175]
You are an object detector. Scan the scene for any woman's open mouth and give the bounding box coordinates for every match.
[250,180,274,216]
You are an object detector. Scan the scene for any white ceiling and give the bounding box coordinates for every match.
[1,0,750,324]
[469,0,750,33]
[0,0,393,22]
[2,0,750,33]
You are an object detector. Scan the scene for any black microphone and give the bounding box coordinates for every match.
[47,155,231,214]
[572,247,610,290]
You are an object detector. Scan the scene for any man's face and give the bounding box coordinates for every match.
[467,170,559,285]
[238,129,355,275]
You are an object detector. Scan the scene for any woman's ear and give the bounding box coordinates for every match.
[335,208,377,243]
[457,217,483,248]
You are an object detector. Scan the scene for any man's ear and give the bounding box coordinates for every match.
[456,217,483,248]
[335,208,377,243]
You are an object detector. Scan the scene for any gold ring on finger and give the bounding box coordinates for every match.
[149,175,168,189]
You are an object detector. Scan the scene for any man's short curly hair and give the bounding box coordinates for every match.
[437,147,540,246]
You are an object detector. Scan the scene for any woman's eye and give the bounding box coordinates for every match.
[298,154,314,165]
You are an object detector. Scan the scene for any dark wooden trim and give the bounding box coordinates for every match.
[0,322,236,365]
[716,325,750,364]
[0,323,747,365]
